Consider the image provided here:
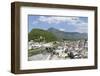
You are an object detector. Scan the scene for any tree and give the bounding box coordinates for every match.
[28,29,57,42]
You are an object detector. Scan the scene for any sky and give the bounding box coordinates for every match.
[28,15,88,33]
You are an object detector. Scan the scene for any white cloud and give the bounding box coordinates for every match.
[75,22,88,33]
[38,16,80,24]
[67,18,88,33]
[32,16,88,33]
[59,28,65,31]
[32,21,38,25]
[75,27,88,33]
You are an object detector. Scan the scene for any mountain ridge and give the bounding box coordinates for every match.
[28,28,88,42]
[47,27,87,40]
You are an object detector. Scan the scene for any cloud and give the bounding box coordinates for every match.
[38,16,80,24]
[31,16,88,33]
[75,27,88,33]
[69,19,88,33]
[75,22,88,33]
[59,28,65,31]
[32,21,38,24]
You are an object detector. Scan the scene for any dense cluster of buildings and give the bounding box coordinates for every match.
[28,39,88,60]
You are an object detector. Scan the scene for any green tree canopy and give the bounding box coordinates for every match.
[28,29,57,42]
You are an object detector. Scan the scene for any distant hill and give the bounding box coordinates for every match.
[28,28,88,42]
[28,29,57,42]
[48,28,88,40]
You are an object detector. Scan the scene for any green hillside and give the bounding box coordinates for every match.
[28,29,57,42]
[48,28,88,40]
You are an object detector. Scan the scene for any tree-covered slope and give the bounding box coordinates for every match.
[48,28,88,40]
[28,29,57,42]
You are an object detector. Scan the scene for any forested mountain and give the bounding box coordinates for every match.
[28,28,88,42]
[48,28,87,40]
[28,29,57,42]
